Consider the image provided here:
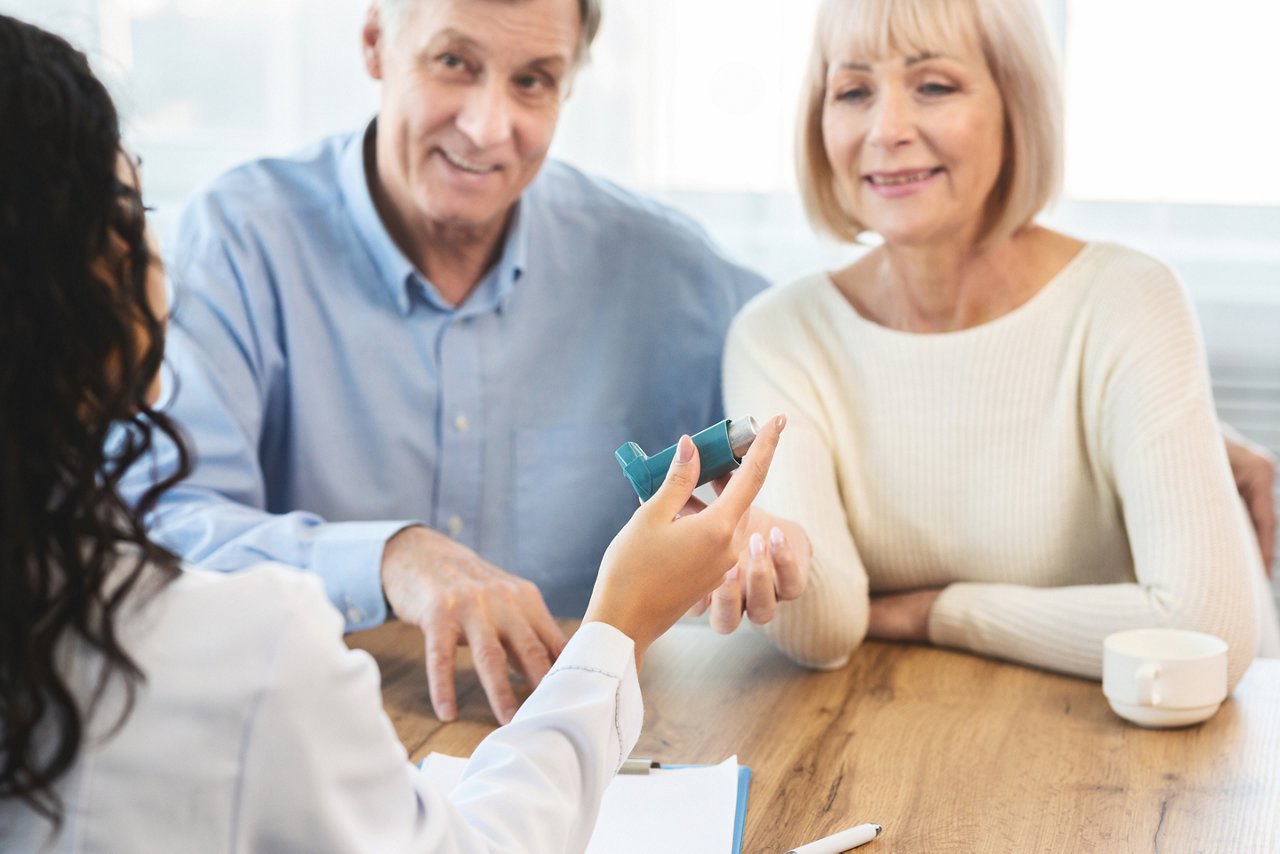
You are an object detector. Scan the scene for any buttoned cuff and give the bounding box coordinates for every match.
[312,520,420,632]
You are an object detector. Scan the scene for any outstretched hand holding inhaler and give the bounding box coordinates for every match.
[588,414,787,666]
[612,414,810,637]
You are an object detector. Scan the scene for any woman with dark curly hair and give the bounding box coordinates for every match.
[0,15,784,852]
[0,8,193,830]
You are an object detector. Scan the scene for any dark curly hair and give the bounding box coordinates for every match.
[0,15,192,828]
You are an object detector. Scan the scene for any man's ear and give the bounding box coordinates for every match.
[362,3,385,80]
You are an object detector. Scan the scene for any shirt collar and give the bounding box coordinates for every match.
[339,121,417,315]
[339,119,529,317]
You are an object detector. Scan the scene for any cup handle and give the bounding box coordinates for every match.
[1137,662,1163,707]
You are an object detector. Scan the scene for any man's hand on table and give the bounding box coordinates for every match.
[380,525,567,725]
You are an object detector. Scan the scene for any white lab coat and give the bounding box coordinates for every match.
[1,560,642,853]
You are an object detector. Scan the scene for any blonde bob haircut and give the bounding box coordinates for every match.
[797,0,1062,247]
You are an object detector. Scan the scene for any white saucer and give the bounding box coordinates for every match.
[1105,697,1221,728]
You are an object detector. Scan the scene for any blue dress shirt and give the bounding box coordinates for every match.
[129,123,767,630]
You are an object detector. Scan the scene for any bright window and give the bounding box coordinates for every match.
[1063,0,1280,206]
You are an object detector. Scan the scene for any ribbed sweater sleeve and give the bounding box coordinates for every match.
[926,252,1258,687]
[724,307,869,668]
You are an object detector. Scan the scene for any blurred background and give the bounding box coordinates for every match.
[4,0,1277,593]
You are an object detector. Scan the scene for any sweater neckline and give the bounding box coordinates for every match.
[819,241,1098,341]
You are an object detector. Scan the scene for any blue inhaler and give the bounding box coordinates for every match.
[615,417,759,502]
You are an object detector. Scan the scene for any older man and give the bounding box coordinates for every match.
[129,0,766,725]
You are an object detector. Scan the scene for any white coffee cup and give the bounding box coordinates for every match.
[1102,628,1228,728]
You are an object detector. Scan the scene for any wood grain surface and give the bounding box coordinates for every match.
[348,620,1280,853]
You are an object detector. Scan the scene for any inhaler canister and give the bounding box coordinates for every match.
[614,416,759,502]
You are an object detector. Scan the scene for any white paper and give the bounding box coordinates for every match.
[419,753,740,854]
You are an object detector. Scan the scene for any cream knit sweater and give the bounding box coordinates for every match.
[725,242,1276,688]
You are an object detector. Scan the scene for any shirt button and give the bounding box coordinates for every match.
[447,515,464,537]
[346,606,363,624]
[454,413,470,433]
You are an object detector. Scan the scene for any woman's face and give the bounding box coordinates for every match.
[99,153,167,405]
[822,44,1006,248]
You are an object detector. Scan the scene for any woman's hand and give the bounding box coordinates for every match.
[583,415,785,666]
[866,589,943,643]
[690,507,811,634]
[1223,422,1276,576]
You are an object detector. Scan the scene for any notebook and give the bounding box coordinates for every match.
[419,753,750,853]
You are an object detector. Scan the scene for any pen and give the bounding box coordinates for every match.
[785,822,881,854]
[619,757,662,775]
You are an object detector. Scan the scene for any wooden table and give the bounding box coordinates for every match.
[349,621,1280,853]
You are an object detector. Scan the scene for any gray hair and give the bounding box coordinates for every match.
[377,0,602,64]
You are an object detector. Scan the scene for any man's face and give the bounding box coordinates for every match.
[364,0,581,236]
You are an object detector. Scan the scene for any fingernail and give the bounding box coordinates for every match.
[749,532,765,558]
[674,434,694,464]
[726,566,740,582]
[770,526,785,548]
[438,703,456,721]
[774,414,787,432]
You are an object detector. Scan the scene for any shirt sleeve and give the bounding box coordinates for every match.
[122,198,417,632]
[927,259,1260,689]
[234,576,642,854]
[723,300,870,669]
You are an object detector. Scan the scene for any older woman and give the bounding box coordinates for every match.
[0,15,782,851]
[707,0,1280,687]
